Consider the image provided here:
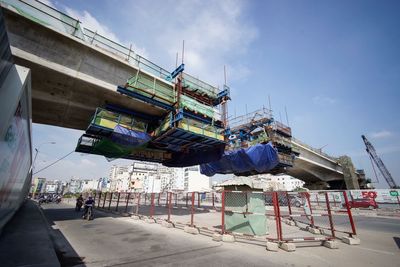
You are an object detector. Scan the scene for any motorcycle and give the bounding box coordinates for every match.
[82,204,94,221]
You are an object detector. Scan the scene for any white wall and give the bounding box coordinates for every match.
[184,166,211,192]
[81,179,99,192]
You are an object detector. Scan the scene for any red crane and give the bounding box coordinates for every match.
[362,135,398,188]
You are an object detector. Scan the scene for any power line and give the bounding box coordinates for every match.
[33,150,75,175]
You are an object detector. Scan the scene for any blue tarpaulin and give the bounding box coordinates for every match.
[110,125,151,148]
[200,142,279,176]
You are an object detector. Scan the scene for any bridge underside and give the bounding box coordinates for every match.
[3,8,167,130]
[287,157,346,189]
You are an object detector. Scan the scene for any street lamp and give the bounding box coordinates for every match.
[30,141,56,198]
[31,141,56,173]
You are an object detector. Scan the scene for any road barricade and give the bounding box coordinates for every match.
[219,190,356,246]
[92,189,357,249]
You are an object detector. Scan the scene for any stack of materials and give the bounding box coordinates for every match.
[76,63,228,166]
[200,108,299,176]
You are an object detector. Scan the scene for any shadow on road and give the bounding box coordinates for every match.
[393,237,400,249]
[42,205,116,222]
[41,204,107,266]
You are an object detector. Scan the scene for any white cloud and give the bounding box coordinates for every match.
[370,130,393,139]
[63,7,148,57]
[132,0,258,85]
[312,96,337,105]
[81,158,96,167]
[65,8,118,41]
[40,0,55,8]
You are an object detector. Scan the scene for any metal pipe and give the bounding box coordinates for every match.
[150,193,155,219]
[221,191,225,234]
[191,192,195,227]
[102,192,107,208]
[343,191,357,236]
[108,192,113,210]
[325,192,335,238]
[97,192,102,208]
[305,192,315,227]
[285,191,292,216]
[125,193,131,213]
[167,192,172,223]
[272,192,281,241]
[136,193,141,215]
[115,192,121,211]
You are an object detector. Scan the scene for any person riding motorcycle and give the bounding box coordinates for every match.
[75,194,84,211]
[83,196,95,219]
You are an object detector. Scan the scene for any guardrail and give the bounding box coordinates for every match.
[291,136,338,161]
[1,0,218,90]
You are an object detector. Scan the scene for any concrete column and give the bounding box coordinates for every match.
[338,156,360,189]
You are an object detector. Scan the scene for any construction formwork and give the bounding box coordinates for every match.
[225,107,297,170]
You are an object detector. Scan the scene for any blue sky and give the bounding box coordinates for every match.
[34,0,400,188]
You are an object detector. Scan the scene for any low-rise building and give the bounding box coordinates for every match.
[81,179,99,192]
[184,166,211,192]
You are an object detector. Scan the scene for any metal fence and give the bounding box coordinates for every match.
[90,189,359,248]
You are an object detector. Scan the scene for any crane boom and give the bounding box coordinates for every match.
[362,135,398,188]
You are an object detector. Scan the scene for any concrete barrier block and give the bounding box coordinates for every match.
[307,227,321,235]
[286,220,296,226]
[279,242,296,252]
[212,233,222,242]
[266,241,279,252]
[342,236,361,245]
[184,226,199,235]
[209,209,217,213]
[222,234,235,243]
[161,221,174,228]
[323,240,339,249]
[145,218,156,224]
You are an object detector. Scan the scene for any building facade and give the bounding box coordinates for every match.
[184,166,211,192]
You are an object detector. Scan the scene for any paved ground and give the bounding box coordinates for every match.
[41,202,399,267]
[1,200,399,266]
[0,200,60,267]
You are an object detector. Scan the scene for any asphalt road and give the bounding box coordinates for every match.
[41,203,400,267]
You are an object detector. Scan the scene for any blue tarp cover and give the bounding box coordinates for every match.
[200,142,279,176]
[111,125,151,148]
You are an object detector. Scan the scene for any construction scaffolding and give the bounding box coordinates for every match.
[76,46,228,166]
[4,0,299,173]
[199,107,298,176]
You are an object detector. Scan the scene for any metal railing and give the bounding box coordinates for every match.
[291,136,338,161]
[1,0,218,91]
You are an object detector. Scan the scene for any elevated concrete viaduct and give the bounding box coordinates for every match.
[1,1,361,189]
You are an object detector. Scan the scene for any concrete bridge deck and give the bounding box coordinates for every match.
[1,0,361,188]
